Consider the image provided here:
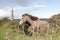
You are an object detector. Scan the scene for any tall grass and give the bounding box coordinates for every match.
[0,17,60,40]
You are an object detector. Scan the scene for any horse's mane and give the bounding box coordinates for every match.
[22,14,38,21]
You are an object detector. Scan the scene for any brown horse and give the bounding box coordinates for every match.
[19,14,49,36]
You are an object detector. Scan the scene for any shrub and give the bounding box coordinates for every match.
[0,17,10,26]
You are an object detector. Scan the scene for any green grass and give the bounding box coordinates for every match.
[0,21,60,40]
[0,27,3,40]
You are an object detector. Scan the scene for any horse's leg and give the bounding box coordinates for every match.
[36,26,39,35]
[47,24,49,36]
[46,24,49,40]
[40,26,45,36]
[28,26,34,36]
[39,26,42,36]
[38,27,40,35]
[28,25,33,36]
[22,25,25,34]
[31,25,35,36]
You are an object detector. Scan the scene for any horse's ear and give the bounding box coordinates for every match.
[22,14,28,17]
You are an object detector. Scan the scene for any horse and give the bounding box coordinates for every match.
[19,14,49,36]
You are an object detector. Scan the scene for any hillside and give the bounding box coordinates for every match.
[0,14,60,40]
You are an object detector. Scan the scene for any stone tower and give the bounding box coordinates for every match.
[11,8,14,21]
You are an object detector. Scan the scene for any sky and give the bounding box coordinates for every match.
[0,0,60,19]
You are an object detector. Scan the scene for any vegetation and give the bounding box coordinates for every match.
[0,14,60,40]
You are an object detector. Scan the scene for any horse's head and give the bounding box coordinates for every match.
[19,14,38,27]
[19,14,28,27]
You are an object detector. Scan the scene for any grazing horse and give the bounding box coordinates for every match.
[19,14,49,36]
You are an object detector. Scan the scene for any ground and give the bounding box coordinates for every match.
[0,17,60,40]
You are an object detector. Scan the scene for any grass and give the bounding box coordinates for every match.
[0,27,3,40]
[0,20,60,40]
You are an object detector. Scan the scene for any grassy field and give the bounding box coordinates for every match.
[0,18,60,40]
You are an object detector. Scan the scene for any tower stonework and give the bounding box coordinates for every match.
[11,9,14,21]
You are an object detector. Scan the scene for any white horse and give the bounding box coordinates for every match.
[19,14,49,36]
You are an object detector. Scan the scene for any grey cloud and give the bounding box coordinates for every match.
[14,0,30,6]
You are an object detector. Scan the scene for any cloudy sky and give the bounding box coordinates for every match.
[0,0,60,19]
